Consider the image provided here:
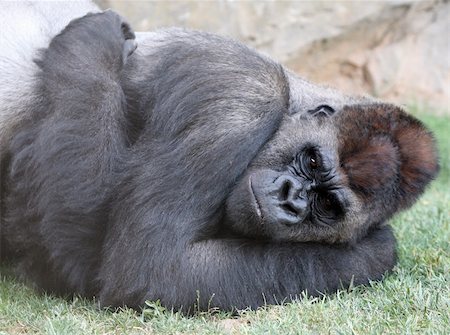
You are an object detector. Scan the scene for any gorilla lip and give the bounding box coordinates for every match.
[249,176,263,220]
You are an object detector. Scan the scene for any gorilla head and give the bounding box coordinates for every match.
[1,10,439,311]
[225,104,438,243]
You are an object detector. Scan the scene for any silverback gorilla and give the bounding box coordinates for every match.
[0,9,439,312]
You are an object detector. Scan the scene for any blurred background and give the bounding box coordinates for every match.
[96,0,449,114]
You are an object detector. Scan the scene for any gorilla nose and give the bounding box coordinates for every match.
[274,175,310,224]
[276,175,307,201]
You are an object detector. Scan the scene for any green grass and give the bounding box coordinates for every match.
[1,111,449,335]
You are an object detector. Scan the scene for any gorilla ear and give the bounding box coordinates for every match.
[307,105,336,118]
[338,104,439,209]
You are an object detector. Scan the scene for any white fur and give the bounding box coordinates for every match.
[0,1,99,148]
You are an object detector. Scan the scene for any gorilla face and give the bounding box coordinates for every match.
[225,103,439,243]
[225,114,356,243]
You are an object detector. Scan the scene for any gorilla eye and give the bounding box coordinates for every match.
[309,151,320,170]
[318,192,343,218]
[323,195,333,210]
[310,156,318,169]
[297,147,322,176]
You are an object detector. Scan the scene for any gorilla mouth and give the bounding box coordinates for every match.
[249,177,263,220]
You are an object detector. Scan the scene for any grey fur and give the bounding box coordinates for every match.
[0,6,437,312]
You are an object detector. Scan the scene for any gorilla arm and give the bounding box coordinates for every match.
[123,30,438,247]
[5,11,136,295]
[187,226,396,310]
[99,189,396,311]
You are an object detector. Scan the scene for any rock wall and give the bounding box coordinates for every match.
[97,0,449,112]
[286,0,449,113]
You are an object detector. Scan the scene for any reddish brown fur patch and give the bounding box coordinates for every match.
[343,137,398,193]
[395,121,439,207]
[337,103,439,210]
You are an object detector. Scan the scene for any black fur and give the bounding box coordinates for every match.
[1,11,400,311]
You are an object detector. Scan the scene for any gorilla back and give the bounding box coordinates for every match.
[1,10,438,311]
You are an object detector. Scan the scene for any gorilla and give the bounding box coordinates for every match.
[0,8,439,312]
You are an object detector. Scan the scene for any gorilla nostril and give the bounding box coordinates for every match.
[278,176,304,201]
[280,180,291,200]
[281,203,298,217]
